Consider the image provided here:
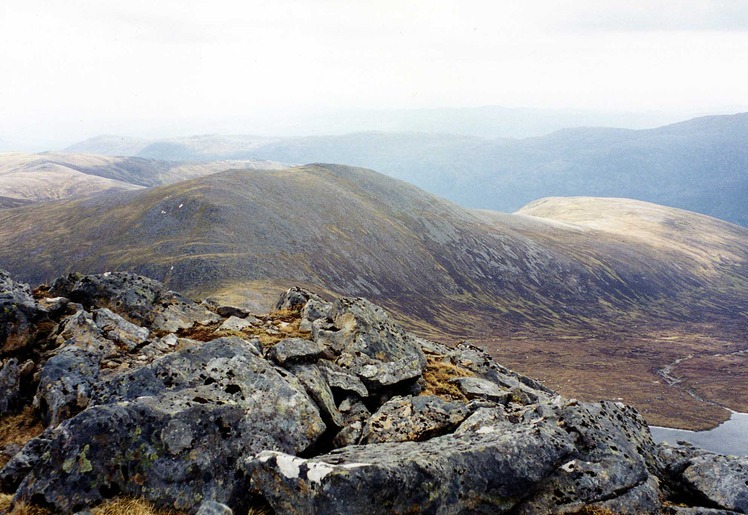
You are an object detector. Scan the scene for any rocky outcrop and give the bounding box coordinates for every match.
[0,270,44,355]
[660,443,748,513]
[0,270,746,514]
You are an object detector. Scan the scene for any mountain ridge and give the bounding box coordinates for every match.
[64,112,748,226]
[1,163,746,428]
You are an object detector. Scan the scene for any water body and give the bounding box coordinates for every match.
[650,412,748,456]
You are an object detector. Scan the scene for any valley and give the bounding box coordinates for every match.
[0,161,746,430]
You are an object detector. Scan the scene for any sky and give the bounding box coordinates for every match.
[2,0,748,148]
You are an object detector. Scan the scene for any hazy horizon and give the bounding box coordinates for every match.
[2,1,748,149]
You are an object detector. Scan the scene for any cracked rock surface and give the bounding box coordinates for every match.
[0,271,745,514]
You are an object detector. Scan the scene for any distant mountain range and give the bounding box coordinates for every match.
[66,112,748,227]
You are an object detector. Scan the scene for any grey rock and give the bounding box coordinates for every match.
[325,297,427,390]
[269,337,325,365]
[0,358,21,415]
[94,308,149,352]
[362,395,469,444]
[150,298,221,333]
[0,431,53,493]
[54,309,118,357]
[217,315,255,332]
[455,406,507,434]
[35,347,100,427]
[317,359,368,398]
[51,272,220,332]
[12,337,326,513]
[0,270,42,355]
[288,364,344,427]
[513,401,662,514]
[681,453,748,513]
[245,418,577,514]
[333,396,371,447]
[215,305,251,318]
[302,297,333,322]
[275,287,323,312]
[451,376,511,403]
[196,500,233,515]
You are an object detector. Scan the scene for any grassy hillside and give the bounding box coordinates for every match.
[0,152,287,204]
[1,164,746,428]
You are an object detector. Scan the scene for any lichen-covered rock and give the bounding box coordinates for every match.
[287,364,343,428]
[316,360,368,398]
[93,308,149,352]
[513,401,662,514]
[0,358,21,415]
[50,272,219,332]
[362,395,469,444]
[659,443,748,513]
[317,297,427,390]
[245,418,577,514]
[12,337,326,513]
[196,500,234,515]
[269,338,326,365]
[34,347,100,427]
[217,315,255,332]
[0,270,43,355]
[275,287,322,312]
[451,376,511,403]
[53,309,116,357]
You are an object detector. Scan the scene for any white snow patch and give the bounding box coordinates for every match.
[276,454,304,479]
[178,203,183,208]
[476,426,495,434]
[160,210,166,214]
[307,462,335,483]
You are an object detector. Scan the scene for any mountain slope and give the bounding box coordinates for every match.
[0,152,143,203]
[66,112,748,226]
[0,164,746,428]
[0,152,287,204]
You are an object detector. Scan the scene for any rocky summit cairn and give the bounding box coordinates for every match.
[1,271,747,514]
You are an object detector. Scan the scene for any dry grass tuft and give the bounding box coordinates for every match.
[0,498,54,515]
[0,406,44,469]
[420,355,475,402]
[91,497,180,515]
[0,493,13,513]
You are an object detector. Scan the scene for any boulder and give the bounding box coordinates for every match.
[0,270,42,355]
[93,308,149,352]
[245,418,577,514]
[34,348,100,427]
[316,360,368,398]
[318,297,427,390]
[450,376,511,403]
[362,395,469,444]
[0,358,21,415]
[53,309,117,357]
[288,364,344,427]
[269,338,326,365]
[275,287,323,312]
[660,443,748,514]
[217,316,255,332]
[50,272,220,332]
[12,337,326,513]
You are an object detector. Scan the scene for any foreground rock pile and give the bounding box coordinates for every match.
[1,270,747,514]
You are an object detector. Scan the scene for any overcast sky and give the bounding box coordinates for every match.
[2,0,748,147]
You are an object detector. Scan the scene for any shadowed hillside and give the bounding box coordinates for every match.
[0,164,746,428]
